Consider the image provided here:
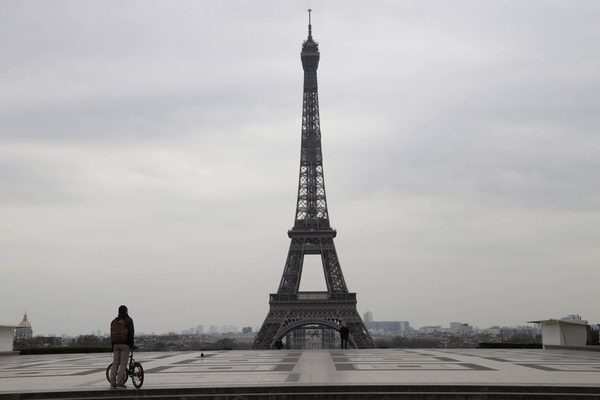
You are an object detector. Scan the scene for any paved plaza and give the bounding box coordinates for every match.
[1,348,600,398]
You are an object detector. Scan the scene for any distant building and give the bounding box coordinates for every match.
[242,326,253,334]
[368,320,411,336]
[183,325,205,335]
[449,322,462,332]
[222,325,238,333]
[15,312,33,339]
[485,326,502,335]
[563,314,583,321]
[363,311,412,335]
[419,325,442,334]
[450,322,473,334]
[499,325,539,341]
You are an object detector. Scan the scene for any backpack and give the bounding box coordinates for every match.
[111,318,128,343]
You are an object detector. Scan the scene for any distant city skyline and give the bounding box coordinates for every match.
[11,309,584,338]
[2,1,600,336]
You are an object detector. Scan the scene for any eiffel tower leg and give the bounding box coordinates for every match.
[253,322,279,349]
[277,239,304,294]
[320,239,349,293]
[347,320,374,348]
[253,301,288,349]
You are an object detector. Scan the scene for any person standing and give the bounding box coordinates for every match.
[339,323,350,349]
[109,305,134,389]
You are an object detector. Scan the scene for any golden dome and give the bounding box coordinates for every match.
[18,312,32,328]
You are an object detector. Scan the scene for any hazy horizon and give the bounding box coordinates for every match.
[2,1,599,337]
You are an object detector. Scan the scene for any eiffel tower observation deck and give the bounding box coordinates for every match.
[253,11,374,350]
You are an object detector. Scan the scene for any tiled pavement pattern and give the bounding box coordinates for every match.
[1,348,600,394]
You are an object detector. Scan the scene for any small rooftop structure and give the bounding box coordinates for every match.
[528,318,588,349]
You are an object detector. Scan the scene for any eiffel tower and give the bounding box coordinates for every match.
[253,11,374,350]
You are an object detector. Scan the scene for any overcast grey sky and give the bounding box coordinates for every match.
[1,0,599,336]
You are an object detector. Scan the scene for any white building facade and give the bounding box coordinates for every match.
[0,326,16,353]
[529,319,588,348]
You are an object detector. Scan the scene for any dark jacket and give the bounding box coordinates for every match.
[112,313,135,347]
[340,326,350,339]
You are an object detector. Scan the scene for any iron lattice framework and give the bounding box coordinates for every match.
[253,13,374,349]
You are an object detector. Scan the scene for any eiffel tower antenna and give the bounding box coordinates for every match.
[253,13,374,350]
[308,9,312,39]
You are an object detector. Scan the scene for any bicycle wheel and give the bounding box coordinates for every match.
[131,362,144,388]
[106,363,129,384]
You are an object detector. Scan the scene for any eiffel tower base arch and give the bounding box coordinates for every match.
[253,292,374,349]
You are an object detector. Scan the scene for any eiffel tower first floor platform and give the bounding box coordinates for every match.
[253,292,375,350]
